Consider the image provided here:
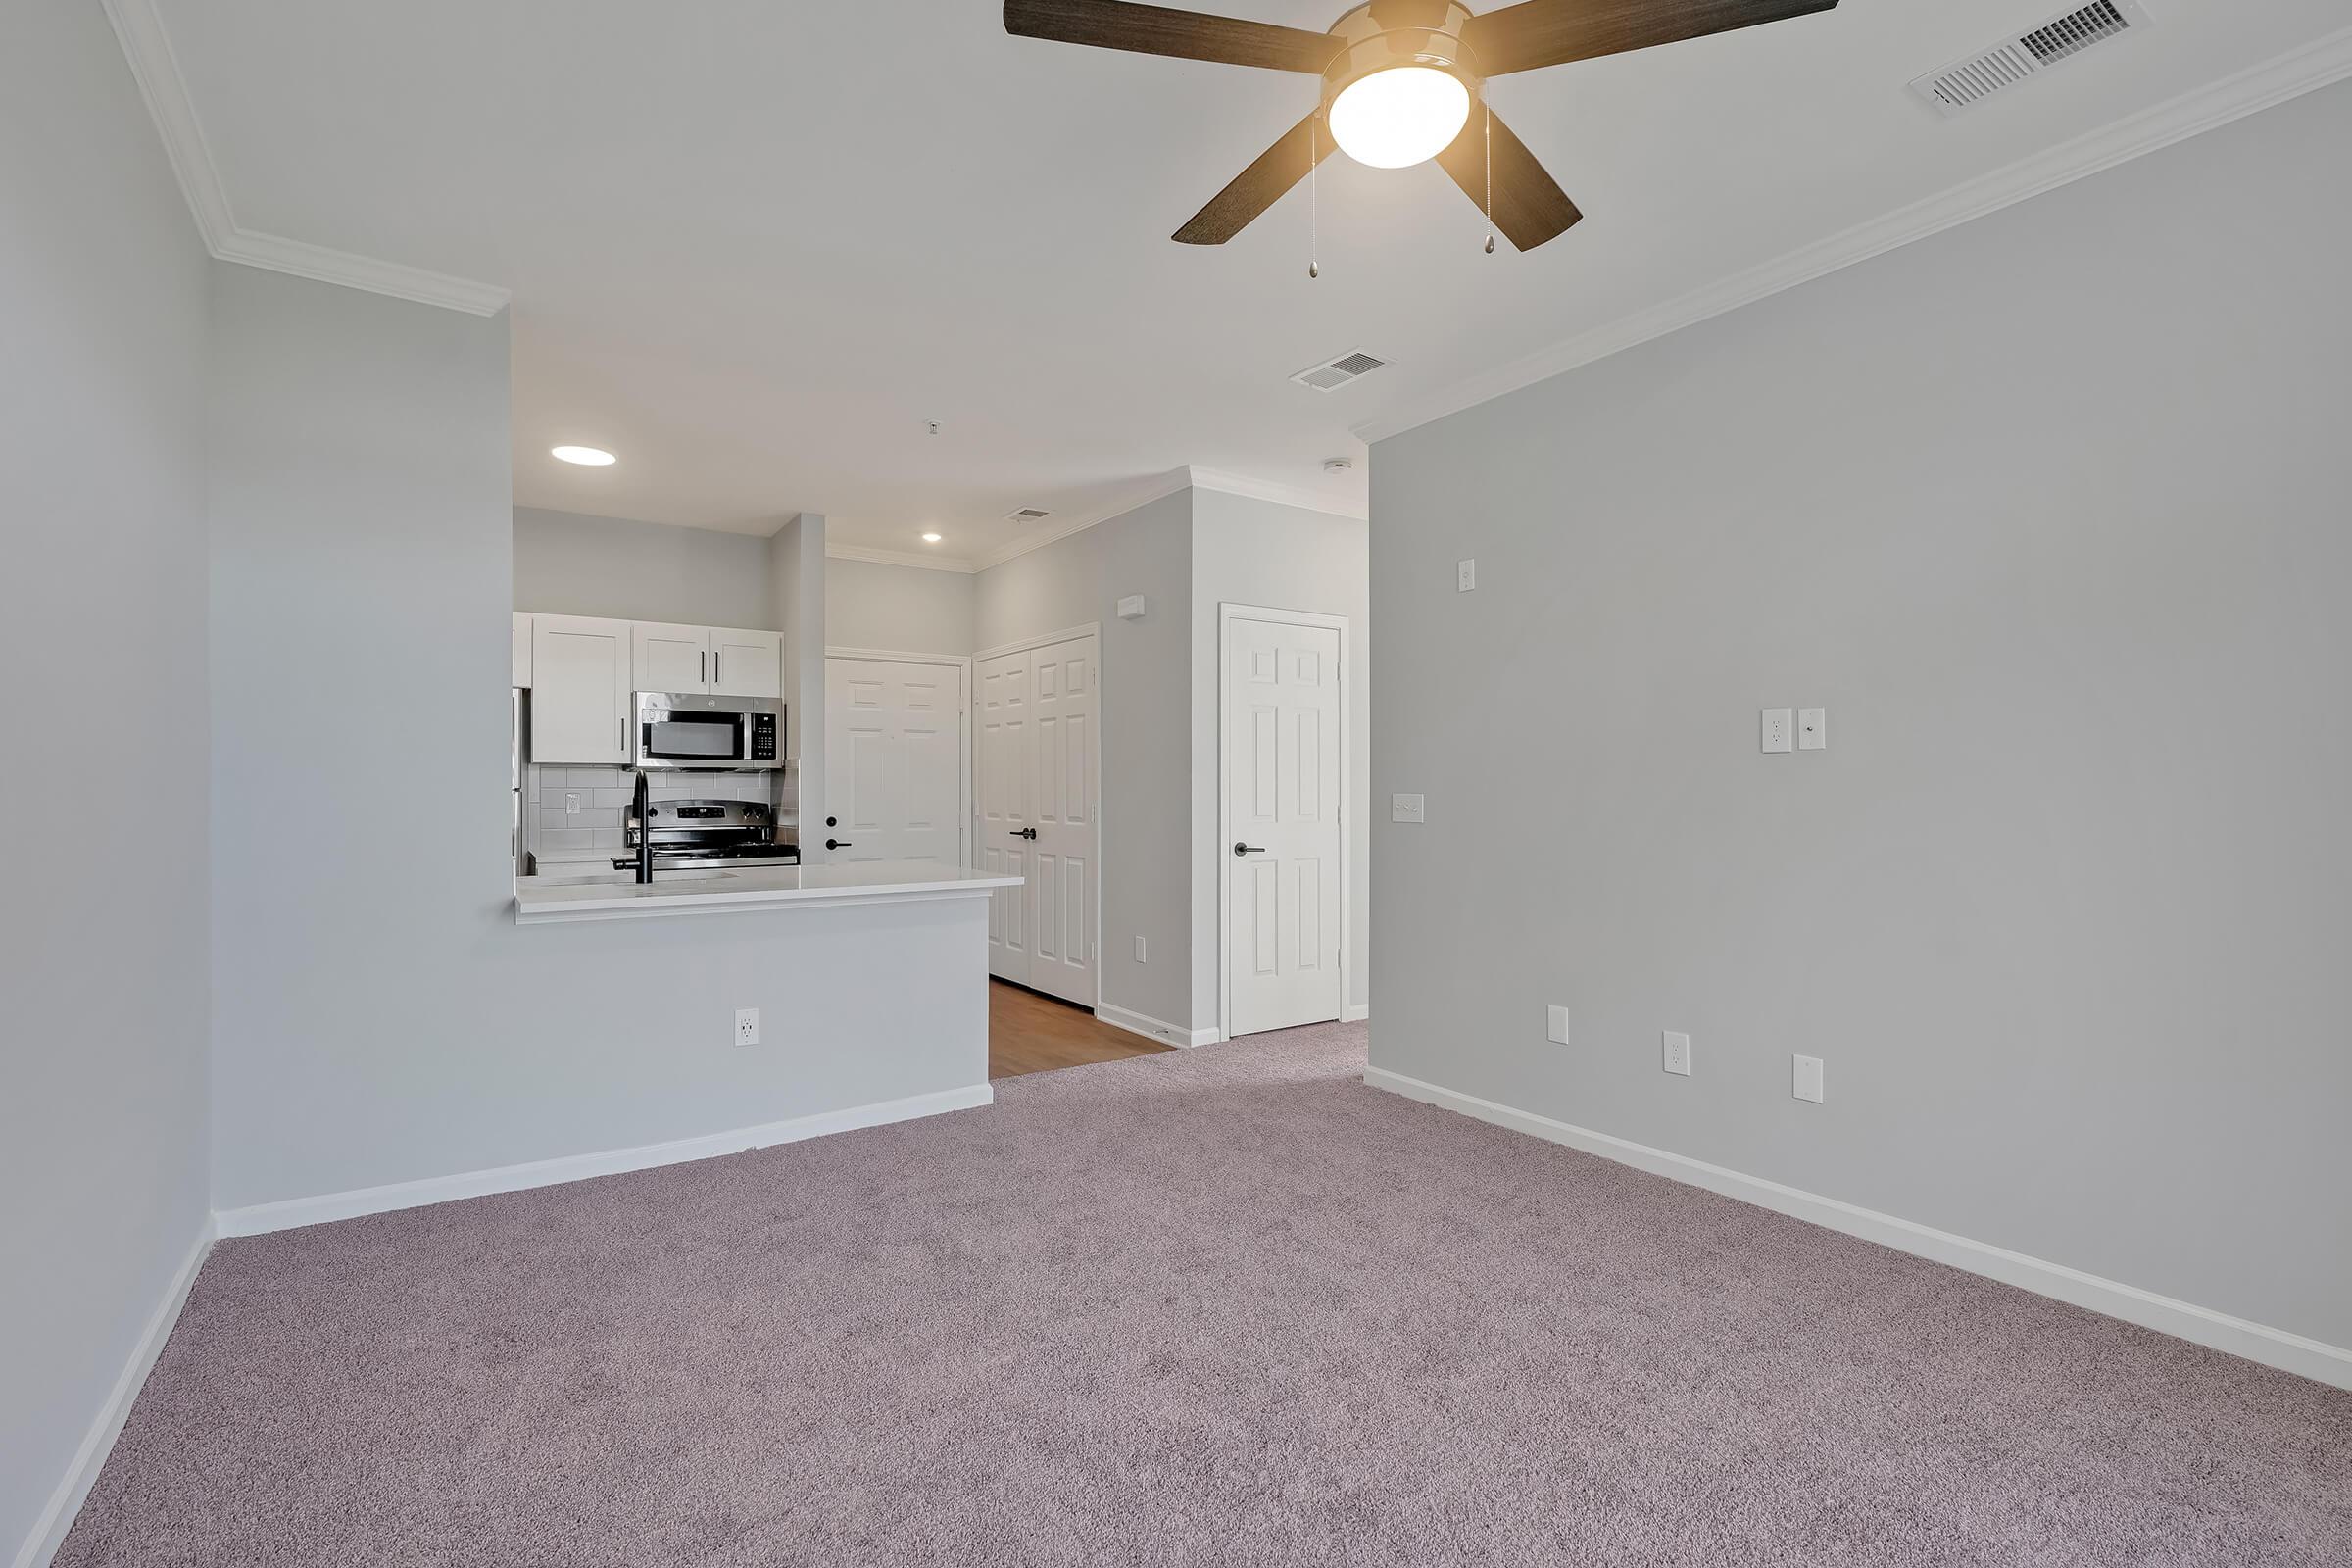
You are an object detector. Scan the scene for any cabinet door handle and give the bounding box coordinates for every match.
[698,651,706,684]
[712,651,719,687]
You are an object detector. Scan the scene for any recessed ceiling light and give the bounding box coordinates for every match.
[551,445,616,466]
[921,532,943,544]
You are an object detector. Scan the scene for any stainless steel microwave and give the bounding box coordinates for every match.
[632,692,784,770]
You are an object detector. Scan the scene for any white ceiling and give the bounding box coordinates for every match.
[147,0,2351,565]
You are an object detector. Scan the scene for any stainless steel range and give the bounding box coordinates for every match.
[616,797,799,871]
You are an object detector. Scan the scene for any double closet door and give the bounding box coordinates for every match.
[975,632,1098,1005]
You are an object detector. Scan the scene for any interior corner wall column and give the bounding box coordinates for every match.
[2,4,215,1558]
[775,513,828,857]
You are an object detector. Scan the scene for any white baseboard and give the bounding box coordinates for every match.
[214,1083,994,1239]
[15,1221,215,1568]
[1363,1066,2352,1393]
[1342,1003,1370,1023]
[1096,1003,1221,1049]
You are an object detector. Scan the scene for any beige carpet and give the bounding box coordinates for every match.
[57,1020,2352,1565]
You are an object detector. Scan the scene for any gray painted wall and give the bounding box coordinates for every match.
[1190,493,1371,1026]
[827,557,975,657]
[1368,82,2352,1348]
[975,492,1196,1027]
[513,506,775,629]
[208,270,979,1210]
[0,4,214,1555]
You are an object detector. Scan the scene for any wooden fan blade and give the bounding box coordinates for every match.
[1173,114,1336,244]
[1463,0,1838,76]
[1004,0,1342,73]
[1434,110,1583,251]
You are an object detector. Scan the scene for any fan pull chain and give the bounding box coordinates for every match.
[1483,99,1495,256]
[1308,116,1321,280]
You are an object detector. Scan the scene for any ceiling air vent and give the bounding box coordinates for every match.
[1003,506,1051,523]
[1291,350,1389,392]
[1909,1,2150,118]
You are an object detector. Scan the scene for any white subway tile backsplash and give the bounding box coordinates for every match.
[539,827,592,851]
[594,787,633,808]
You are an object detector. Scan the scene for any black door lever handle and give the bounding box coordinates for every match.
[1010,827,1038,839]
[1234,842,1266,856]
[825,838,853,850]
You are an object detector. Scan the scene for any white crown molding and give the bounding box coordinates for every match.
[963,462,1370,576]
[1353,24,2352,446]
[970,467,1197,572]
[1188,466,1370,521]
[102,0,511,317]
[827,542,980,574]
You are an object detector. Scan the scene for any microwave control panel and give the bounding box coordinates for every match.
[750,712,777,760]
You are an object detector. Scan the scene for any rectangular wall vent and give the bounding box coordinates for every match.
[1003,506,1051,522]
[1910,1,2149,118]
[1291,349,1389,392]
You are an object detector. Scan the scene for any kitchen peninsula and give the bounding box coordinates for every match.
[514,861,1019,924]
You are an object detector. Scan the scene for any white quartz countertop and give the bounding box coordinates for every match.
[514,859,1021,924]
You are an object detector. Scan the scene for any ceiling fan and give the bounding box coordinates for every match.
[1004,0,1838,251]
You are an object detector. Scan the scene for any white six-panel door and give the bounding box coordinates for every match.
[974,632,1097,1004]
[1223,611,1344,1037]
[823,655,966,866]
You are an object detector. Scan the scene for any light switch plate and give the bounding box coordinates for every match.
[1547,1004,1570,1045]
[1793,1054,1825,1102]
[1391,793,1426,823]
[1797,708,1827,751]
[1456,559,1476,592]
[1116,594,1147,620]
[1761,709,1793,754]
[1662,1031,1691,1076]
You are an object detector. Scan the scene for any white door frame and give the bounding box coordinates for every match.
[824,646,973,867]
[972,623,1103,1004]
[1217,602,1350,1043]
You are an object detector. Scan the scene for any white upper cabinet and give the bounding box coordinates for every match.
[524,612,786,762]
[633,621,711,694]
[530,614,631,762]
[710,627,784,699]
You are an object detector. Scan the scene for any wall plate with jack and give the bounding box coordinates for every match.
[734,1007,760,1047]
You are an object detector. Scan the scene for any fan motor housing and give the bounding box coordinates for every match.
[1321,1,1485,108]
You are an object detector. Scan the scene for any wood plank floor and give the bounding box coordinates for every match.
[990,980,1172,1080]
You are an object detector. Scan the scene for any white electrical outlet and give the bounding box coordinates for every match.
[564,792,583,814]
[1391,793,1426,823]
[1793,1054,1825,1102]
[1134,935,1147,963]
[734,1007,760,1047]
[1662,1030,1691,1076]
[1761,710,1792,754]
[1798,708,1827,751]
[1547,1004,1570,1046]
[1456,559,1477,592]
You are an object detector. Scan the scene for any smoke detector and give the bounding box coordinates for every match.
[1910,1,2151,118]
[1291,349,1389,392]
[1322,457,1353,473]
[1003,506,1051,523]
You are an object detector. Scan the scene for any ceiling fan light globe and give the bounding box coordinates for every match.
[1327,65,1470,170]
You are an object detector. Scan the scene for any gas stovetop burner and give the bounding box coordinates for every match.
[614,794,796,870]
